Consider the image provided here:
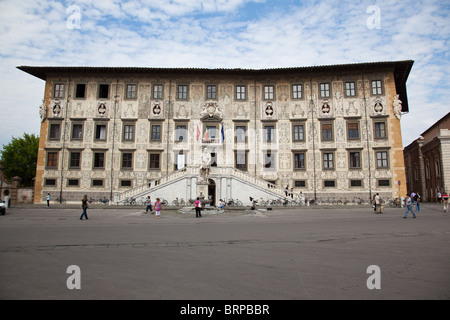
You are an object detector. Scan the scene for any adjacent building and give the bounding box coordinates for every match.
[19,60,413,205]
[404,112,450,201]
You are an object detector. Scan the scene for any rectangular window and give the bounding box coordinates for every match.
[54,84,64,98]
[294,153,305,169]
[75,84,86,98]
[123,124,134,141]
[236,85,246,100]
[322,123,333,141]
[149,153,160,169]
[45,179,56,186]
[95,124,107,140]
[349,152,361,169]
[49,123,60,140]
[151,125,161,140]
[374,122,386,139]
[176,125,187,142]
[378,179,391,187]
[292,84,302,99]
[376,151,389,168]
[68,179,79,187]
[93,152,105,169]
[264,126,275,142]
[371,80,382,95]
[323,152,334,169]
[47,152,58,168]
[347,122,359,140]
[99,84,109,99]
[207,85,217,99]
[235,126,246,142]
[153,84,163,99]
[122,153,133,169]
[294,180,306,187]
[121,180,132,187]
[293,124,304,141]
[177,85,188,100]
[72,124,83,140]
[320,83,330,98]
[345,82,356,97]
[264,85,274,100]
[69,152,81,169]
[324,180,336,187]
[126,84,137,99]
[235,151,247,171]
[205,126,217,140]
[350,180,362,187]
[92,179,104,187]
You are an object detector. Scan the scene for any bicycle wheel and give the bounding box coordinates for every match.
[236,200,242,206]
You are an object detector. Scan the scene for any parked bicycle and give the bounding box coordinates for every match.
[124,197,136,205]
[227,198,243,206]
[389,198,401,208]
[97,197,109,204]
[172,197,186,206]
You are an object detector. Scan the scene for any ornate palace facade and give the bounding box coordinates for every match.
[19,60,413,205]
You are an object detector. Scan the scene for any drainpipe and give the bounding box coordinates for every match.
[59,77,71,203]
[110,78,119,203]
[362,65,373,202]
[254,72,257,177]
[166,76,172,177]
[309,76,317,201]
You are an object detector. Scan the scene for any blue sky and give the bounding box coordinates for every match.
[0,0,449,149]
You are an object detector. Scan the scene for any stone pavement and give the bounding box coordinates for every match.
[0,203,449,300]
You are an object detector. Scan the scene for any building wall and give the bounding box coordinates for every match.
[404,113,450,202]
[34,68,407,203]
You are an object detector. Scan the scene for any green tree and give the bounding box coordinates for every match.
[1,133,39,187]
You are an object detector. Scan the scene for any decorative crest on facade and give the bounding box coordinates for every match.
[200,101,222,121]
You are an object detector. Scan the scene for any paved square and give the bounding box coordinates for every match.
[0,203,449,300]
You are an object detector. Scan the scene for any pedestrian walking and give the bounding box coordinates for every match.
[46,193,51,207]
[442,192,449,213]
[414,192,421,211]
[374,193,382,214]
[437,191,442,204]
[80,194,89,220]
[154,198,161,218]
[145,196,153,214]
[194,197,202,218]
[403,194,416,219]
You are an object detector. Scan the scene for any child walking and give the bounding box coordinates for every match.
[154,198,162,218]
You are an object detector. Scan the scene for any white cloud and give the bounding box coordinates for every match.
[0,0,449,148]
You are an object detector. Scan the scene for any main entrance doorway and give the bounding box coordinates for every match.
[208,179,216,206]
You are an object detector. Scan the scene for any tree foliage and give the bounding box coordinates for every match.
[1,133,39,187]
